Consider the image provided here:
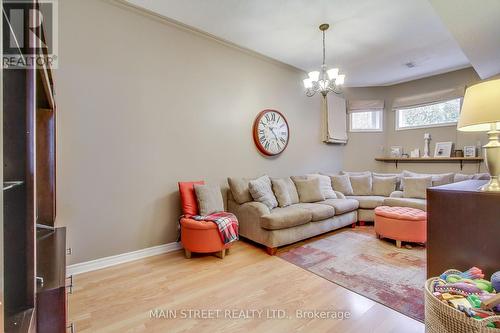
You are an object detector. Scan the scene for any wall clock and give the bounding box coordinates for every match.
[253,109,290,156]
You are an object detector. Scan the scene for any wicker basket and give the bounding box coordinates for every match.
[425,278,500,333]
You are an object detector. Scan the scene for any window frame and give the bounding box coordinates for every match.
[349,109,384,133]
[394,98,462,131]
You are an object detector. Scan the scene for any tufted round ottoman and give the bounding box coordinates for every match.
[374,206,427,248]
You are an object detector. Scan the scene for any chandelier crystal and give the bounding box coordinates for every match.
[303,24,345,97]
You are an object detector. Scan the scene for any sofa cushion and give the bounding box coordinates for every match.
[271,177,299,207]
[372,176,397,196]
[227,177,253,204]
[383,197,427,211]
[329,174,354,195]
[346,195,385,209]
[194,184,225,216]
[249,175,278,209]
[403,177,432,199]
[306,174,337,199]
[349,175,372,195]
[260,206,312,230]
[292,203,335,221]
[318,198,359,215]
[293,178,325,203]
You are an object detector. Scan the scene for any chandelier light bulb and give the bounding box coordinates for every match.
[308,71,320,82]
[303,78,313,89]
[327,68,339,80]
[335,74,345,85]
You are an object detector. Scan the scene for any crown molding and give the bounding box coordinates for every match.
[105,0,305,74]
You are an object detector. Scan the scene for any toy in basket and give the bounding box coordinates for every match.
[425,267,500,333]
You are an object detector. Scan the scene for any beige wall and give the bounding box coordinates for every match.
[344,68,487,174]
[55,0,344,264]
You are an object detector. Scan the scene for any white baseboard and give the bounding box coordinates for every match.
[67,242,182,276]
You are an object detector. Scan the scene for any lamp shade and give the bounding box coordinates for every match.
[458,79,500,132]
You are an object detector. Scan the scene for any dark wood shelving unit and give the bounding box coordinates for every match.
[3,1,65,332]
[375,157,483,170]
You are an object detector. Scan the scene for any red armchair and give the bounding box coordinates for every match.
[178,181,231,259]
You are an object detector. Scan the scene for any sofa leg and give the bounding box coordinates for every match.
[184,249,192,259]
[351,223,356,228]
[215,250,225,259]
[396,240,402,248]
[266,247,278,256]
[225,248,231,255]
[375,233,380,239]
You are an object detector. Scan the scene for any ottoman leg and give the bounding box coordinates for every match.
[396,240,402,248]
[184,249,192,259]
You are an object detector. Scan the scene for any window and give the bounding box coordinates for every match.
[349,110,383,132]
[395,98,461,130]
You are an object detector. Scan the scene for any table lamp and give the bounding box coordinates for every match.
[458,79,500,192]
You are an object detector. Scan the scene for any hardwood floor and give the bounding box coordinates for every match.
[69,240,425,333]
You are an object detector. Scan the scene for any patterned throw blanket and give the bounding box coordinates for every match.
[192,212,239,245]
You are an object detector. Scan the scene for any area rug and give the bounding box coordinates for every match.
[278,226,426,322]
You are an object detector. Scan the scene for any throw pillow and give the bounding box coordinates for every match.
[306,174,337,199]
[373,172,403,191]
[341,171,372,177]
[194,184,225,216]
[431,173,455,186]
[271,177,299,207]
[454,173,474,182]
[227,177,252,204]
[473,173,491,180]
[248,175,278,209]
[293,178,325,203]
[330,174,354,195]
[372,176,397,196]
[350,175,372,195]
[402,170,454,188]
[403,177,432,199]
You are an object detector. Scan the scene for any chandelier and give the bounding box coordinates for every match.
[303,24,345,97]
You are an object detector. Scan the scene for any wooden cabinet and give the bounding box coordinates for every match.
[36,228,67,333]
[427,180,500,279]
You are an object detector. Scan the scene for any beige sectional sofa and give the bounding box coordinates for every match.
[227,171,489,253]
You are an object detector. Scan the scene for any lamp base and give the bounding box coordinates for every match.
[480,129,500,192]
[479,176,500,192]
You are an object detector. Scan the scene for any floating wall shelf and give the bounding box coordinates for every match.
[375,157,484,170]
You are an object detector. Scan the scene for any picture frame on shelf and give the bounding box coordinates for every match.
[463,146,476,158]
[390,146,403,158]
[434,142,453,158]
[410,149,420,158]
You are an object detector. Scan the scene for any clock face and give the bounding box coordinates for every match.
[253,110,289,156]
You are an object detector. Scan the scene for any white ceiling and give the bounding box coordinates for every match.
[429,0,500,80]
[125,0,474,87]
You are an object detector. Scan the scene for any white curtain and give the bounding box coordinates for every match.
[323,94,348,144]
[392,86,465,110]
